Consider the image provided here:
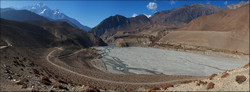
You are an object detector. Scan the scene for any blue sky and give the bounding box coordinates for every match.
[1,0,248,27]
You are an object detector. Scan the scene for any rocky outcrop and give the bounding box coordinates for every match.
[114,35,155,47]
[146,63,250,91]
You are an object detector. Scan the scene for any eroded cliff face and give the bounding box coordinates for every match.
[115,38,153,47]
[112,35,155,47]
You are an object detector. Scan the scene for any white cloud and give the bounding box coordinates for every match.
[147,2,157,11]
[144,14,151,18]
[224,1,228,5]
[170,0,175,5]
[132,13,138,17]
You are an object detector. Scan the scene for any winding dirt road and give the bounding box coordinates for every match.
[46,47,205,86]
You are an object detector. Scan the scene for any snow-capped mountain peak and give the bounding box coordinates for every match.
[39,9,46,15]
[22,3,91,31]
[52,9,60,15]
[36,2,46,7]
[23,3,61,19]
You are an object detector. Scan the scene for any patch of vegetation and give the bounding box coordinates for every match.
[53,84,68,90]
[162,83,173,90]
[180,80,194,84]
[206,82,215,90]
[242,63,249,69]
[208,74,217,80]
[235,75,246,84]
[40,76,52,85]
[148,87,160,92]
[56,78,68,84]
[221,72,229,78]
[196,80,207,86]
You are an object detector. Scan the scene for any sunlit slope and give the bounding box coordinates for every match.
[159,4,249,54]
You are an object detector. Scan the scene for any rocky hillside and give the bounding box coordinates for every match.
[25,21,107,48]
[114,35,155,47]
[150,4,225,28]
[90,2,248,46]
[0,18,106,48]
[90,14,152,42]
[0,18,54,47]
[90,4,225,43]
[180,4,249,32]
[0,18,106,91]
[157,4,249,54]
[146,63,249,91]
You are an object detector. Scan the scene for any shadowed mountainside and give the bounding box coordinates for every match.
[0,18,106,48]
[25,21,107,48]
[0,8,49,21]
[90,14,152,41]
[0,18,54,47]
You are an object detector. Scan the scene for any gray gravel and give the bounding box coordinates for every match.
[95,46,248,76]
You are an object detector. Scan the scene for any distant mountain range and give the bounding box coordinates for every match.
[0,8,49,21]
[89,2,249,42]
[227,1,249,9]
[89,4,226,42]
[22,3,91,31]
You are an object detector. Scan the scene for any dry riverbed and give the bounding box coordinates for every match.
[95,46,248,76]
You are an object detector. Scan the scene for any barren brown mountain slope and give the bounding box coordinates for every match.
[158,4,249,54]
[0,18,206,91]
[180,4,249,32]
[24,21,107,47]
[90,4,226,43]
[0,18,106,91]
[150,4,225,28]
[90,14,152,42]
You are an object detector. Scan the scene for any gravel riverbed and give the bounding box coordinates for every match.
[95,46,248,76]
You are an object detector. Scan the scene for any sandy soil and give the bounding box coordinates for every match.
[163,64,249,91]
